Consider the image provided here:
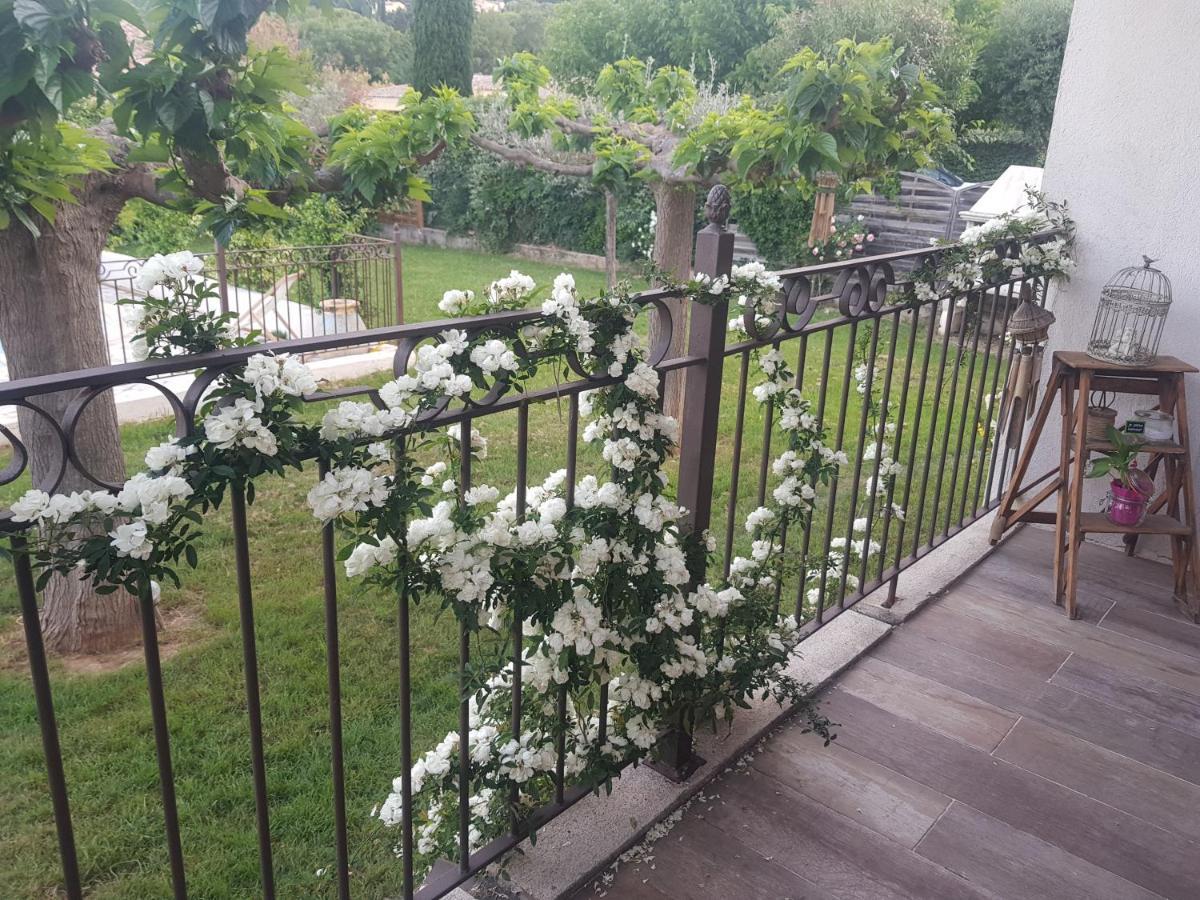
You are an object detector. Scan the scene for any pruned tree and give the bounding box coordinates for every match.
[0,0,468,652]
[462,46,954,411]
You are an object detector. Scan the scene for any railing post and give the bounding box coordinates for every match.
[652,185,734,782]
[214,239,230,316]
[392,229,405,325]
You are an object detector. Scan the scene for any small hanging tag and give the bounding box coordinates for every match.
[1124,420,1146,435]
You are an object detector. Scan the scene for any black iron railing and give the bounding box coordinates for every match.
[1,222,1054,899]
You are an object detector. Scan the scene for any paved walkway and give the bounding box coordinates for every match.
[578,527,1200,899]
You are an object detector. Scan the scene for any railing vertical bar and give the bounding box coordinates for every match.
[215,240,231,317]
[974,283,1014,514]
[876,307,920,584]
[136,574,188,899]
[318,459,351,900]
[397,580,414,900]
[909,299,956,557]
[721,350,751,578]
[557,394,579,805]
[229,481,276,899]
[511,402,529,832]
[893,300,939,564]
[393,231,406,326]
[756,370,776,508]
[796,328,835,623]
[859,310,901,587]
[457,419,473,873]
[11,536,83,900]
[816,320,858,622]
[769,334,807,611]
[838,316,880,608]
[957,284,1004,526]
[941,293,985,536]
[984,281,1023,506]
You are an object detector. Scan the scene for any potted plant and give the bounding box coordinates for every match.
[1085,425,1155,526]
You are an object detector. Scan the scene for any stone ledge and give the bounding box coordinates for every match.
[492,609,892,900]
[856,515,1023,625]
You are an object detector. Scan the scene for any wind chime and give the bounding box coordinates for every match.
[999,283,1057,449]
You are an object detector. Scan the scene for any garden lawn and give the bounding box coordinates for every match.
[0,252,1008,897]
[396,244,623,324]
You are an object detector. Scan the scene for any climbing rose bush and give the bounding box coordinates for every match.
[9,266,836,877]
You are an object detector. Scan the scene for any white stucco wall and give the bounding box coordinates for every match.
[1031,0,1200,557]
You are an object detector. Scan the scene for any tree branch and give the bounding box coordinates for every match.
[468,134,594,178]
[553,115,598,137]
[114,168,178,206]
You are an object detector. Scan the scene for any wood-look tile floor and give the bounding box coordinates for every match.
[575,528,1200,899]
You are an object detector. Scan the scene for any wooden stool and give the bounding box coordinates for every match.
[992,351,1200,620]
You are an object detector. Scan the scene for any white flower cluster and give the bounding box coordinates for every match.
[242,353,319,400]
[723,260,783,337]
[307,466,390,523]
[204,398,279,456]
[135,250,204,293]
[12,470,194,562]
[485,270,536,308]
[437,289,475,316]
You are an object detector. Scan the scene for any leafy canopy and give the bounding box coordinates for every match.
[489,42,954,198]
[0,0,469,240]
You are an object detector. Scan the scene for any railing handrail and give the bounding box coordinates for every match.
[2,288,691,402]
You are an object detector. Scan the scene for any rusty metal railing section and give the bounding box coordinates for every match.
[2,225,1053,899]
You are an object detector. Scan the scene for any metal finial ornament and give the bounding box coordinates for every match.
[1000,282,1056,448]
[704,184,732,231]
[1087,256,1173,366]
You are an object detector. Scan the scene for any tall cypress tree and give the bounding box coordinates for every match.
[412,0,474,96]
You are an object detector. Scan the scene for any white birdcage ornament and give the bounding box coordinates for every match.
[1086,256,1172,366]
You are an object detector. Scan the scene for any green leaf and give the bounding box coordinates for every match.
[11,204,41,237]
[811,131,839,163]
[13,0,54,34]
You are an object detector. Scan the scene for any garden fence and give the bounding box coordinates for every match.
[96,234,404,366]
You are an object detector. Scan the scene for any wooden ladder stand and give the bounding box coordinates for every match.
[991,351,1200,620]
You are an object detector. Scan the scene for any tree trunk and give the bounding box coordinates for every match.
[650,181,696,422]
[0,176,141,654]
[604,190,618,291]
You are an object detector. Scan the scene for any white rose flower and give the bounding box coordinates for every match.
[110,521,153,559]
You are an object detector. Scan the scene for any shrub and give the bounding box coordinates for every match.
[738,0,979,109]
[424,143,655,261]
[966,0,1072,149]
[957,124,1042,181]
[225,196,376,306]
[731,185,814,269]
[111,201,207,257]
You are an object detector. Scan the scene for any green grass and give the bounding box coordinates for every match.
[0,247,1011,897]
[396,245,621,324]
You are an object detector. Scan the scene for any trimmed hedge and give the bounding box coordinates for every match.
[424,144,657,261]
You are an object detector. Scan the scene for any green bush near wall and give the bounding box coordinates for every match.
[424,144,657,262]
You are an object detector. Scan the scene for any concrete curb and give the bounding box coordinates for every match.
[856,514,1022,626]
[495,609,892,900]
